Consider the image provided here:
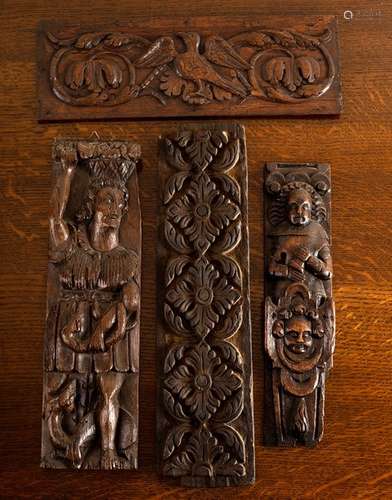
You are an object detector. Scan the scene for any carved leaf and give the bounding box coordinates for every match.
[213,340,243,371]
[164,220,191,253]
[185,131,222,170]
[164,343,188,373]
[214,255,242,286]
[104,33,149,48]
[165,256,191,286]
[214,386,244,424]
[64,57,123,92]
[296,56,321,83]
[164,139,189,171]
[264,56,301,92]
[212,86,233,101]
[162,388,189,421]
[163,423,192,459]
[228,31,273,48]
[74,32,107,49]
[213,221,241,253]
[214,304,243,339]
[164,303,191,336]
[214,173,241,204]
[212,139,240,172]
[163,172,189,204]
[213,424,245,462]
[160,71,188,97]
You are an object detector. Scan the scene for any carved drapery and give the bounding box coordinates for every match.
[158,125,254,486]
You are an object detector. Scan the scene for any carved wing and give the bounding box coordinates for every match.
[134,36,177,68]
[204,35,251,70]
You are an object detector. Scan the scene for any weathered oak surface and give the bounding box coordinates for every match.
[1,0,392,498]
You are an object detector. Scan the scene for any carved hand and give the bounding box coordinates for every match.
[269,261,288,278]
[293,246,311,262]
[105,303,128,349]
[288,260,305,282]
[59,144,78,175]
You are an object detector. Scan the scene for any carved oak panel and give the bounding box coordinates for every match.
[157,125,255,486]
[41,138,141,469]
[264,162,335,447]
[37,16,341,121]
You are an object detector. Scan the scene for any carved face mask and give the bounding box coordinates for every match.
[287,189,312,226]
[284,316,313,354]
[94,187,125,229]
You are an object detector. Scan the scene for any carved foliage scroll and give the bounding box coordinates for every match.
[41,138,141,469]
[264,162,335,447]
[38,16,341,121]
[158,125,254,486]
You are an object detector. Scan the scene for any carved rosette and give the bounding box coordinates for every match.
[159,126,254,486]
[44,21,336,108]
[264,163,335,447]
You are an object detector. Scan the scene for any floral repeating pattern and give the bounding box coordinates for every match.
[161,128,251,484]
[165,343,242,422]
[167,173,240,254]
[166,256,241,338]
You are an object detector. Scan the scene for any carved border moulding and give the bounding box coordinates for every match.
[157,125,255,487]
[41,137,142,469]
[264,162,335,447]
[37,16,341,121]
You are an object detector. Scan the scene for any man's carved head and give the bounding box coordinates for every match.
[287,188,312,226]
[76,179,128,228]
[284,316,313,354]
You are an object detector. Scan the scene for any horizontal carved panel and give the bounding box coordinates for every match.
[37,16,341,121]
[157,125,255,486]
[41,138,141,469]
[264,162,335,447]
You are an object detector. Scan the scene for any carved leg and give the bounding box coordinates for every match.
[97,372,127,469]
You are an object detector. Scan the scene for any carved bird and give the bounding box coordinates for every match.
[134,31,251,99]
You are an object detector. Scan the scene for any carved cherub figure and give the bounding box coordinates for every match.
[48,142,139,469]
[268,182,332,305]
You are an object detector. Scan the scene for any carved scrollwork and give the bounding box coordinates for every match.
[264,162,335,447]
[41,17,339,118]
[158,125,254,486]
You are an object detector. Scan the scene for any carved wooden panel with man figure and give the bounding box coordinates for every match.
[41,138,141,469]
[264,162,335,447]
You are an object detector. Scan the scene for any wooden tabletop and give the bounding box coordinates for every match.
[0,1,391,498]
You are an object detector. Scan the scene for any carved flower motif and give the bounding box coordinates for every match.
[165,343,242,422]
[166,256,241,338]
[167,172,240,254]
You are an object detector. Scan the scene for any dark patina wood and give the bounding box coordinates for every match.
[41,138,141,469]
[37,15,341,121]
[157,125,255,487]
[264,162,334,447]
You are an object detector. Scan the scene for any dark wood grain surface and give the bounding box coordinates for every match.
[0,0,391,498]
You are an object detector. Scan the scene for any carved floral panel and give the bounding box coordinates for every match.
[264,162,335,447]
[41,138,141,469]
[38,16,341,121]
[157,125,255,487]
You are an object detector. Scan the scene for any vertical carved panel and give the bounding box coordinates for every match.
[264,162,335,447]
[157,125,255,486]
[41,139,141,469]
